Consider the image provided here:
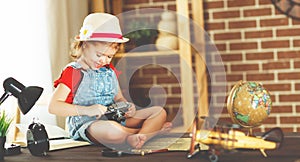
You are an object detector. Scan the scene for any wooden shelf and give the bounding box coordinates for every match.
[115,50,179,58]
[111,0,207,132]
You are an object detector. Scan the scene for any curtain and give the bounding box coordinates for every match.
[46,0,89,83]
[0,0,89,143]
[46,0,89,128]
[0,0,53,142]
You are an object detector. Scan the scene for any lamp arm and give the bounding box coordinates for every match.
[0,92,11,105]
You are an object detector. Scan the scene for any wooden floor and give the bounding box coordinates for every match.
[4,134,300,162]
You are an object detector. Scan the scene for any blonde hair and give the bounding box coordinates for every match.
[70,40,84,60]
[70,40,120,60]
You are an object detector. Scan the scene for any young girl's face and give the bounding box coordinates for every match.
[81,42,119,70]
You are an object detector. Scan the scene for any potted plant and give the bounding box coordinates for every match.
[123,20,158,52]
[0,111,13,160]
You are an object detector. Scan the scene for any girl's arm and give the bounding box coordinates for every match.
[113,85,136,117]
[48,83,107,118]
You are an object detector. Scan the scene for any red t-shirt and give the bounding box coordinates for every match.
[54,63,121,104]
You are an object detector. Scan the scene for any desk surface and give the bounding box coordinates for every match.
[4,134,300,162]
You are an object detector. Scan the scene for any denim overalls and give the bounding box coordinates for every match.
[66,62,118,143]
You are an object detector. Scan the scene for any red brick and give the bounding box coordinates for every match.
[204,1,224,9]
[277,28,300,37]
[204,12,209,20]
[149,86,169,96]
[230,42,257,50]
[260,18,289,27]
[294,61,300,69]
[278,51,300,59]
[296,83,300,90]
[151,0,168,2]
[264,117,276,124]
[220,53,243,61]
[297,105,300,112]
[166,97,182,105]
[278,72,300,80]
[213,10,240,19]
[246,52,274,60]
[130,76,154,85]
[294,40,300,47]
[216,95,227,103]
[280,116,300,124]
[205,22,225,30]
[124,0,149,5]
[292,19,300,25]
[259,0,272,5]
[227,0,255,7]
[263,83,291,91]
[271,105,293,113]
[171,86,181,94]
[139,6,164,13]
[214,74,226,82]
[261,40,289,49]
[155,55,180,64]
[231,64,259,71]
[279,128,294,132]
[224,74,243,82]
[246,73,274,81]
[244,8,272,17]
[214,32,241,40]
[122,6,136,12]
[209,84,228,93]
[279,94,300,102]
[245,30,273,39]
[215,43,226,51]
[142,67,169,75]
[125,56,154,65]
[220,108,229,115]
[157,76,180,84]
[208,64,228,73]
[167,4,176,11]
[262,61,290,70]
[229,20,256,29]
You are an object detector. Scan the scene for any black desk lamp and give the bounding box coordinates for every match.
[0,77,43,114]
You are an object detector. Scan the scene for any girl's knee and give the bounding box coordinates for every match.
[152,106,167,118]
[87,121,127,143]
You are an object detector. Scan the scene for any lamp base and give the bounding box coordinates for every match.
[5,143,21,156]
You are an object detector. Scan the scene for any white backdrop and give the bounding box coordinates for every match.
[0,0,56,141]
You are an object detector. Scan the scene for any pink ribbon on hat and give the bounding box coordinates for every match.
[90,33,123,39]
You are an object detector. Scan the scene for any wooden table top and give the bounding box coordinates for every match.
[4,134,300,162]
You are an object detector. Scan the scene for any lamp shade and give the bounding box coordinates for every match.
[1,77,43,115]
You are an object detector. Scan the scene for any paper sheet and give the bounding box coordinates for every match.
[49,139,90,151]
[141,137,208,151]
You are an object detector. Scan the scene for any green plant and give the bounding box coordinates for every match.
[0,111,13,137]
[124,20,158,43]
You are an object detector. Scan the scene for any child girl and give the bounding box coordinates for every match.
[48,13,172,149]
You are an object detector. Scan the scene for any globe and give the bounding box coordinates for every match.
[227,81,272,128]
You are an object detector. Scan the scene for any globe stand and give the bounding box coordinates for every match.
[227,80,272,135]
[247,128,253,136]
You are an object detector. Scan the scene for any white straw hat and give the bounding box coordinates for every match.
[75,13,129,43]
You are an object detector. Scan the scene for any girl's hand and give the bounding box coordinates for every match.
[125,103,136,118]
[86,104,107,119]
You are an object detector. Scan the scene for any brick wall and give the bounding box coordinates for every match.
[205,0,300,133]
[120,0,300,132]
[115,54,183,126]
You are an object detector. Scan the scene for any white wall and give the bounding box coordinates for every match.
[0,0,56,138]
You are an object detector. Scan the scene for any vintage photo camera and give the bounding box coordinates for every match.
[105,102,131,122]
